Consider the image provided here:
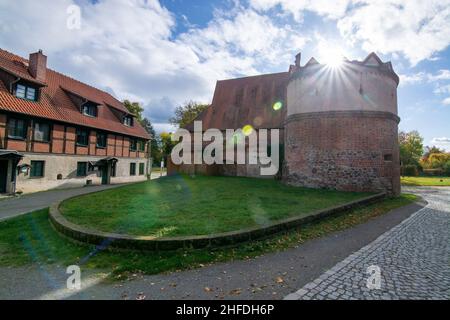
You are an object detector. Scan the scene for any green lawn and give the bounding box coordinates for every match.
[60,175,372,237]
[0,194,417,279]
[401,176,450,186]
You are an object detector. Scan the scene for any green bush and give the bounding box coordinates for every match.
[444,161,450,177]
[401,165,419,177]
[423,168,444,176]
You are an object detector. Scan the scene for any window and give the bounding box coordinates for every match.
[130,139,137,151]
[111,163,117,177]
[130,163,136,176]
[15,83,37,101]
[123,116,133,126]
[30,161,45,177]
[8,118,27,139]
[33,122,50,142]
[139,163,145,175]
[82,102,97,117]
[77,162,88,177]
[76,128,89,146]
[26,87,36,100]
[384,154,393,162]
[96,132,107,148]
[139,140,146,152]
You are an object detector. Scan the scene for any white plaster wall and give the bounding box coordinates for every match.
[287,65,398,116]
[16,153,148,193]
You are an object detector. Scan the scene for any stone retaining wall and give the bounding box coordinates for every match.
[49,192,386,251]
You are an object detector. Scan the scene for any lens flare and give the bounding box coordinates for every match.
[273,101,283,110]
[242,125,254,136]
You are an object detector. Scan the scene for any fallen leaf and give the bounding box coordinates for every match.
[275,277,284,283]
[229,288,242,296]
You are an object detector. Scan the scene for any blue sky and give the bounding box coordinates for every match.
[0,0,449,150]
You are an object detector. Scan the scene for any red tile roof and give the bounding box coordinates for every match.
[0,48,150,139]
[186,72,289,131]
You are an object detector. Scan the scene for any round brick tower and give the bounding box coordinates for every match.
[284,53,400,195]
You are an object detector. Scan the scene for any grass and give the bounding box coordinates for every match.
[151,167,167,174]
[59,175,372,237]
[401,176,450,186]
[0,194,417,279]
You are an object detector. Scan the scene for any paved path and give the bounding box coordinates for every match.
[0,185,123,221]
[0,188,426,300]
[0,172,165,221]
[285,186,450,300]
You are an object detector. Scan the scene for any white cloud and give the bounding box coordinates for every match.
[250,0,351,20]
[432,137,450,143]
[0,0,308,132]
[399,72,426,86]
[338,0,450,65]
[251,0,450,65]
[442,97,450,105]
[434,84,450,94]
[428,69,450,81]
[431,137,450,151]
[398,69,450,87]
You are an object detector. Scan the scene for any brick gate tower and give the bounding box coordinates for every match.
[284,53,401,195]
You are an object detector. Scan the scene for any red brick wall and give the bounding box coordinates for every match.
[7,139,27,151]
[122,137,130,157]
[284,112,400,195]
[115,136,123,157]
[65,127,76,154]
[33,142,50,153]
[76,146,89,155]
[107,134,115,156]
[89,131,96,155]
[0,113,6,149]
[52,124,65,153]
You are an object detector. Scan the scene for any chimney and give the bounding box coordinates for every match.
[295,52,301,67]
[29,50,47,82]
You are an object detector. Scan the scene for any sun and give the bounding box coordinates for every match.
[317,44,346,68]
[322,53,344,68]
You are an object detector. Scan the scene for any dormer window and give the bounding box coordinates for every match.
[82,102,97,117]
[123,115,133,127]
[15,83,37,101]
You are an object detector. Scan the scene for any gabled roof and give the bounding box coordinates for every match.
[305,57,319,66]
[362,52,383,66]
[0,48,150,139]
[185,72,289,131]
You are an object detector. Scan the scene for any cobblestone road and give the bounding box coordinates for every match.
[285,187,450,300]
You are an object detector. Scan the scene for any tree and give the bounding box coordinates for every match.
[399,131,424,166]
[169,100,209,128]
[423,146,444,162]
[160,132,177,164]
[141,118,162,164]
[123,100,144,121]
